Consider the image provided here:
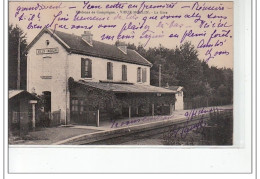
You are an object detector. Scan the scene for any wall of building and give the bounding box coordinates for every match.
[68,53,150,85]
[27,33,69,123]
[175,91,184,110]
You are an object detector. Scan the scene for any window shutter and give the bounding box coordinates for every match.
[81,58,85,78]
[145,70,146,82]
[125,66,127,81]
[137,67,141,82]
[122,65,124,81]
[137,68,139,82]
[142,68,147,82]
[142,69,144,82]
[111,63,113,80]
[107,62,113,80]
[122,65,127,81]
[144,70,146,82]
[107,62,110,80]
[88,59,92,78]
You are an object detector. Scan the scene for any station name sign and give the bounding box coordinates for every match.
[36,48,59,55]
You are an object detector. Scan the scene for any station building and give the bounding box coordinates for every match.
[26,28,179,126]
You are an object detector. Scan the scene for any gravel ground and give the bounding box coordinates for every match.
[120,131,205,145]
[9,127,100,145]
[9,105,232,145]
[120,134,164,145]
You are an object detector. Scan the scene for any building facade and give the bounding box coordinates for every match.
[26,28,176,125]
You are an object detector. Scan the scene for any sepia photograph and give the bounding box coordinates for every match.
[7,1,235,146]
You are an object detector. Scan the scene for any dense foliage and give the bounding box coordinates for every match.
[8,25,27,90]
[128,42,233,107]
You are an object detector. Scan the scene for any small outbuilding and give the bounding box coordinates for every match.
[165,86,184,111]
[9,90,39,136]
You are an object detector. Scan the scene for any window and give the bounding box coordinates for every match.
[46,40,50,46]
[42,56,51,77]
[107,62,113,80]
[71,99,79,112]
[122,65,127,81]
[137,67,141,82]
[79,100,85,112]
[81,58,92,78]
[71,99,86,113]
[142,68,147,82]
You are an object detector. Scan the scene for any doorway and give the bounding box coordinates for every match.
[42,91,51,113]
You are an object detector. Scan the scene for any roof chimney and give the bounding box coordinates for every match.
[81,31,93,46]
[116,41,127,54]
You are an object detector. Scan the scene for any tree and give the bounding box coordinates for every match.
[173,42,204,98]
[124,41,233,106]
[204,82,214,106]
[8,24,27,90]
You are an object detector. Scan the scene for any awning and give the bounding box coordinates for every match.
[165,86,183,92]
[74,80,176,94]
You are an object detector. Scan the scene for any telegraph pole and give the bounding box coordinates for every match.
[159,64,161,87]
[17,37,21,90]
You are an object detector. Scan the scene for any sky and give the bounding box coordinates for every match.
[9,1,233,68]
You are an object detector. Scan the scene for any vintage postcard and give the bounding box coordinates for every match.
[8,1,234,146]
[5,0,256,175]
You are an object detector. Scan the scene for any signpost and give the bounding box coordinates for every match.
[36,48,59,55]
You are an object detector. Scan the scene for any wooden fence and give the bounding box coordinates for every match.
[50,110,61,127]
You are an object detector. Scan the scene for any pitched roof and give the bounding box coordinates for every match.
[9,90,24,99]
[9,90,39,100]
[26,28,152,67]
[75,80,176,94]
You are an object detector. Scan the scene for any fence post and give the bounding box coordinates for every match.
[170,104,173,115]
[96,109,100,127]
[152,104,154,117]
[128,106,131,119]
[29,100,37,131]
[32,104,36,131]
[59,109,61,124]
